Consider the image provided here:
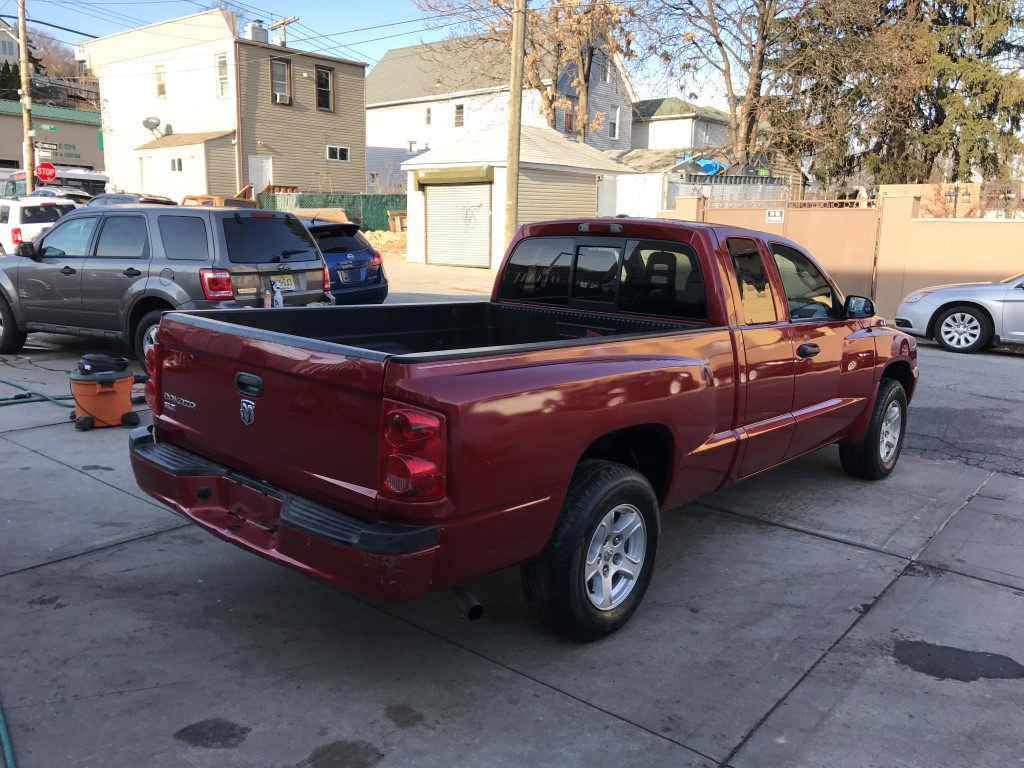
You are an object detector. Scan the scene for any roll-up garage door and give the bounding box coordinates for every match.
[518,169,597,227]
[425,184,491,267]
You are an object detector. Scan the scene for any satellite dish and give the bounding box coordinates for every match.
[142,117,161,131]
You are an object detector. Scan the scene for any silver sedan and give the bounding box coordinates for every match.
[894,273,1024,353]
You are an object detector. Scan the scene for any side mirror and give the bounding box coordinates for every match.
[844,295,875,319]
[16,242,37,258]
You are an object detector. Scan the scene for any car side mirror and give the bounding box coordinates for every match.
[844,295,875,319]
[16,242,37,258]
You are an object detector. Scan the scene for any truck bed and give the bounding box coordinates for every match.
[168,301,704,359]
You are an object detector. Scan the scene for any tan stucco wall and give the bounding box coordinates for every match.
[874,194,1024,319]
[0,114,104,171]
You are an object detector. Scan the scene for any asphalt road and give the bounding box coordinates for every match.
[1,299,1022,768]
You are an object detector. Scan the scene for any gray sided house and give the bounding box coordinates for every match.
[365,36,636,192]
[631,98,731,151]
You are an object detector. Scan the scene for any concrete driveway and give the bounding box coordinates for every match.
[1,289,1022,767]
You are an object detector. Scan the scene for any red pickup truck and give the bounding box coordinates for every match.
[130,218,918,640]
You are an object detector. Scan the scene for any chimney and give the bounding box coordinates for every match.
[243,20,269,44]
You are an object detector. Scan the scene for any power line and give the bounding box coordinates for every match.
[0,13,97,37]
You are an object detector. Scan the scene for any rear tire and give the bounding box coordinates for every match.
[840,379,907,480]
[522,460,659,641]
[133,310,166,361]
[0,292,27,354]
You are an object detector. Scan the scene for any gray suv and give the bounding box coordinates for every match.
[0,206,330,359]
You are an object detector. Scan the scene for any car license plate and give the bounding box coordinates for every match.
[339,267,366,284]
[271,275,295,291]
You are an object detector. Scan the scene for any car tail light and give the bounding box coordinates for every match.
[370,250,383,267]
[250,212,277,218]
[322,262,331,290]
[144,343,163,416]
[10,228,22,245]
[199,268,233,300]
[380,400,446,500]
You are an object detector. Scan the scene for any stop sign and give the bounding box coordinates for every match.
[35,162,57,183]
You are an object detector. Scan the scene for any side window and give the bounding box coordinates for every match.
[0,206,7,224]
[620,240,707,319]
[39,216,99,257]
[496,237,574,304]
[158,216,210,261]
[727,238,779,324]
[94,216,150,259]
[770,242,838,320]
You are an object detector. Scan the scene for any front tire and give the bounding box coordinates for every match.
[934,305,990,353]
[840,378,908,480]
[522,460,659,641]
[0,292,27,354]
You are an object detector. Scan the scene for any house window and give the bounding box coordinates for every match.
[315,66,334,111]
[1,41,14,57]
[609,106,620,140]
[602,60,611,83]
[270,59,291,105]
[215,54,229,98]
[454,103,464,128]
[425,107,431,125]
[170,158,182,172]
[155,65,166,98]
[326,145,349,162]
[369,172,379,189]
[563,101,576,133]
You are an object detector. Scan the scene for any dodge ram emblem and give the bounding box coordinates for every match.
[239,399,256,426]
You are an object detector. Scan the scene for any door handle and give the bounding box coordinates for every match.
[235,372,264,398]
[797,343,820,358]
[60,266,76,276]
[122,267,142,277]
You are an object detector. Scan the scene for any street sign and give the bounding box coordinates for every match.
[765,209,785,224]
[35,141,59,151]
[35,162,57,182]
[36,124,57,131]
[37,150,52,159]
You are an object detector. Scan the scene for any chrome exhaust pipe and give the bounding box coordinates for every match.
[451,586,483,620]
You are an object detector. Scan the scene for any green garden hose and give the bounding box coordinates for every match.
[0,379,74,408]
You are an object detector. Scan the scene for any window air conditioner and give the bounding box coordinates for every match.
[273,92,289,104]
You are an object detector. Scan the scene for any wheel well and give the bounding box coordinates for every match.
[580,424,673,502]
[926,301,993,339]
[127,297,173,336]
[882,360,916,402]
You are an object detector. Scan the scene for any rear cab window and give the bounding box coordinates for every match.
[497,236,708,321]
[222,214,319,264]
[309,225,372,254]
[19,204,75,224]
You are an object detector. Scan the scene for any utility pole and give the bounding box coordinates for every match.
[268,16,298,46]
[504,0,526,247]
[18,0,35,194]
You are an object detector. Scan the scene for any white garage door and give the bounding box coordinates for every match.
[425,184,491,267]
[518,169,597,226]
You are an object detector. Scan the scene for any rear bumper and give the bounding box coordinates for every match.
[330,279,388,305]
[129,427,438,599]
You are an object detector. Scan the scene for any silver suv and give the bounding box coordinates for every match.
[0,206,331,359]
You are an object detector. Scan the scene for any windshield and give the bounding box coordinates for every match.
[222,215,319,264]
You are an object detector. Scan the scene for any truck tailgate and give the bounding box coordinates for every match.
[153,313,386,521]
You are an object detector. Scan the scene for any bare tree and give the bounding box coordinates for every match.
[28,28,76,80]
[414,0,634,141]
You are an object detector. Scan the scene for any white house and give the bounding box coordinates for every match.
[631,98,731,150]
[366,36,637,191]
[0,21,19,70]
[77,10,367,200]
[402,124,633,269]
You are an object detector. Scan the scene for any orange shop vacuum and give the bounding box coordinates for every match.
[69,354,141,431]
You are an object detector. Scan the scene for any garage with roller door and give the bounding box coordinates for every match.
[424,183,492,267]
[403,125,632,269]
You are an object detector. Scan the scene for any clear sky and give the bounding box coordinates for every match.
[17,0,468,68]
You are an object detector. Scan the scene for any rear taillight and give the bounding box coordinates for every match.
[380,400,446,500]
[199,268,233,300]
[10,228,22,245]
[144,343,163,416]
[322,262,331,290]
[370,250,383,267]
